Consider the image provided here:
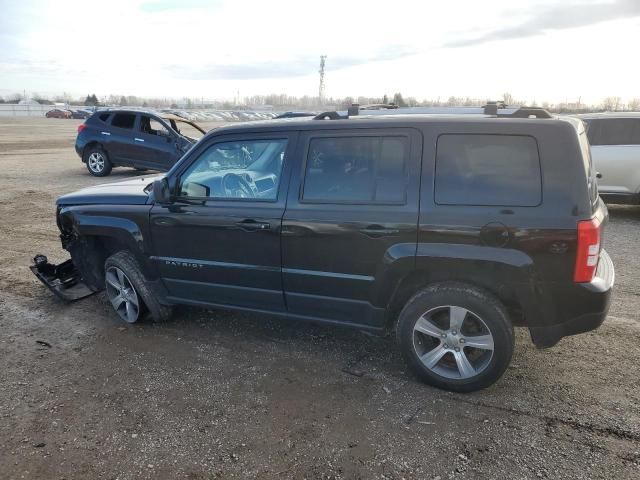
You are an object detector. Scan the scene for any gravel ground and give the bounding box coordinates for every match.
[0,117,639,480]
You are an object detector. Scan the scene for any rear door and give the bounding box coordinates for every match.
[132,114,181,170]
[105,112,137,164]
[281,128,422,327]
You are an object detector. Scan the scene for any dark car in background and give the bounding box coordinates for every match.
[71,109,92,119]
[75,109,207,176]
[46,108,72,119]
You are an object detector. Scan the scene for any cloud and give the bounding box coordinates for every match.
[444,0,640,47]
[165,45,420,80]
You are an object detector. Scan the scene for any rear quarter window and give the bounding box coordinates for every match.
[435,134,542,207]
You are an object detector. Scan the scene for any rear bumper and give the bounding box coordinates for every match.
[529,249,614,348]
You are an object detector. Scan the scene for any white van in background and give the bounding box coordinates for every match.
[579,113,640,204]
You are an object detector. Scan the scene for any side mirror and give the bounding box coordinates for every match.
[152,178,171,204]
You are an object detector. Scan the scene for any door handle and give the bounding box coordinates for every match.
[101,131,111,136]
[134,137,145,142]
[360,225,400,237]
[235,219,271,231]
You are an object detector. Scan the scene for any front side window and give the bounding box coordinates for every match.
[111,113,136,129]
[303,136,408,203]
[179,139,287,200]
[140,115,170,137]
[435,134,542,207]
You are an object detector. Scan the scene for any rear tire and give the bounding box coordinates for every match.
[396,282,514,393]
[84,146,112,177]
[104,251,173,323]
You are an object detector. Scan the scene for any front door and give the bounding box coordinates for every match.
[281,128,422,327]
[133,115,180,170]
[149,132,297,311]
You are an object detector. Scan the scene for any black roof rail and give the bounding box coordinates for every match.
[503,107,553,119]
[360,103,399,110]
[483,101,505,115]
[313,103,361,120]
[313,111,347,120]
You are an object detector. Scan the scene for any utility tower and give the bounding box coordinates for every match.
[318,55,327,105]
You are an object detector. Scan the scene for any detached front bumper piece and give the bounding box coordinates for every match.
[30,254,95,302]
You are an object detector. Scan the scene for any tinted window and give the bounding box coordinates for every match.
[435,134,541,207]
[111,113,136,129]
[584,118,640,146]
[179,139,287,200]
[98,113,110,122]
[303,136,408,203]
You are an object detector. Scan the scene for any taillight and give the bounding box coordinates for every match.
[77,124,86,134]
[574,217,601,283]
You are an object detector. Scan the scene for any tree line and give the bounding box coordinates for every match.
[1,91,639,113]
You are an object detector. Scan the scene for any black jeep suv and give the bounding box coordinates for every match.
[75,109,206,176]
[33,107,614,392]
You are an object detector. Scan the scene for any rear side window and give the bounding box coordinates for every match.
[98,113,110,122]
[435,134,542,207]
[584,118,640,146]
[303,136,408,203]
[111,113,136,129]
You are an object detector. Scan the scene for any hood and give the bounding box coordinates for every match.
[57,175,164,206]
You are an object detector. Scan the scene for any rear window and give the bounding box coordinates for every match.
[584,118,640,145]
[435,134,542,207]
[111,113,136,130]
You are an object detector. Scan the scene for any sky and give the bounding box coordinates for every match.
[0,0,639,104]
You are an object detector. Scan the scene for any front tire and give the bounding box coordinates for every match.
[84,146,112,177]
[396,282,514,393]
[104,251,173,323]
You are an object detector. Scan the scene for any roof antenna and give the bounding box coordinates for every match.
[347,103,360,117]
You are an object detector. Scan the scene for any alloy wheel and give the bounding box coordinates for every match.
[412,305,495,380]
[88,152,105,173]
[105,266,140,323]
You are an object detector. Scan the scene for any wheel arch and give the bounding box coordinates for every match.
[82,141,105,161]
[385,245,540,329]
[60,210,157,290]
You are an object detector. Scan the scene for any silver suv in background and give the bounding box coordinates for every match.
[579,113,640,204]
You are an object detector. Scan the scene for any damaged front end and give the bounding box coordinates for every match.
[30,254,95,302]
[30,208,96,302]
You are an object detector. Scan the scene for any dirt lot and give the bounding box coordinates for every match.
[0,117,639,479]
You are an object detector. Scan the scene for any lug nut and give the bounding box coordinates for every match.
[459,339,465,344]
[455,347,460,352]
[452,331,457,335]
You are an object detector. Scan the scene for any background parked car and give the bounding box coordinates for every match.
[46,108,72,119]
[579,113,640,204]
[71,109,92,119]
[75,109,207,176]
